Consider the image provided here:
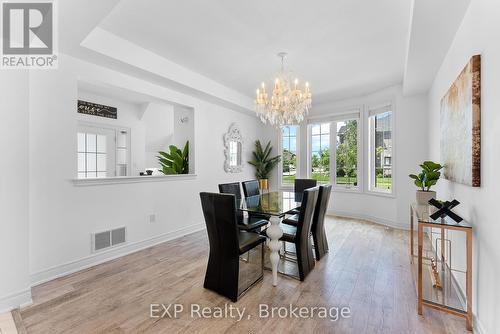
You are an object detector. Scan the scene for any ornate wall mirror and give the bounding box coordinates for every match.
[224,123,243,173]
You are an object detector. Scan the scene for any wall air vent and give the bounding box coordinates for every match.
[92,227,127,252]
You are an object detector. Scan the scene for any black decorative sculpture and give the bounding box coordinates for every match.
[428,198,463,223]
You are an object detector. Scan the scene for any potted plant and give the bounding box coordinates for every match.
[248,140,281,190]
[409,161,444,205]
[157,141,189,175]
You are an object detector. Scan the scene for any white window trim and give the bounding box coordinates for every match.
[303,100,397,198]
[77,121,131,178]
[306,109,362,192]
[307,121,332,185]
[278,125,300,189]
[366,102,395,196]
[331,116,362,192]
[283,98,397,198]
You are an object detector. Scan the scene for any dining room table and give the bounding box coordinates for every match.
[237,191,302,286]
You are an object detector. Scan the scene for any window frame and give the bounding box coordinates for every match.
[367,104,395,196]
[307,122,331,185]
[281,100,396,197]
[307,109,362,192]
[77,131,110,179]
[331,117,362,192]
[77,122,131,179]
[278,125,300,189]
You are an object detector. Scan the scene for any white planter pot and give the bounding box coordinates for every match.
[416,190,436,205]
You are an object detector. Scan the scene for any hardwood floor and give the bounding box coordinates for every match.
[17,217,470,334]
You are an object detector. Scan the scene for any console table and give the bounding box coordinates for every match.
[409,203,473,331]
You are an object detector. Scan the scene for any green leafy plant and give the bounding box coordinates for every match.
[248,140,281,179]
[409,161,444,191]
[158,141,189,175]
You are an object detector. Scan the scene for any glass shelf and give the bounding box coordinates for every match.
[409,202,473,330]
[411,202,472,228]
[411,254,466,314]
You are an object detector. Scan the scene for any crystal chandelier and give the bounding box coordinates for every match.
[255,52,312,127]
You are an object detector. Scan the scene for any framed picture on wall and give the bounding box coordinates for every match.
[440,55,481,187]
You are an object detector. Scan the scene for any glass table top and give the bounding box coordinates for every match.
[237,191,302,217]
[411,202,472,228]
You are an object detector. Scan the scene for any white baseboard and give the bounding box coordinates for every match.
[0,288,32,314]
[327,210,408,230]
[30,222,205,287]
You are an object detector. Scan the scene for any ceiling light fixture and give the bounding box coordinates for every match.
[255,52,312,127]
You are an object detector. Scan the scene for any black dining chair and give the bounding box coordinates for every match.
[218,182,268,231]
[283,185,332,260]
[286,178,318,215]
[242,180,272,220]
[200,192,265,302]
[242,180,260,197]
[265,187,319,281]
[295,178,318,193]
[311,184,332,260]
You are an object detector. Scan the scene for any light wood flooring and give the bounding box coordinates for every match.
[16,217,471,333]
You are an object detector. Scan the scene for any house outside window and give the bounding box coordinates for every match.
[369,107,393,193]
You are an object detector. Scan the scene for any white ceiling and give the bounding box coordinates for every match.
[98,0,412,99]
[78,80,160,106]
[403,0,471,95]
[58,0,470,111]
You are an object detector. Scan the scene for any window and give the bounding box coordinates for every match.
[77,132,108,179]
[281,125,298,186]
[77,124,128,179]
[310,123,330,184]
[305,105,393,194]
[334,119,358,188]
[369,109,393,192]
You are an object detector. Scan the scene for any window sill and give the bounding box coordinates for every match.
[72,174,197,186]
[329,187,396,198]
[332,186,361,193]
[365,190,396,198]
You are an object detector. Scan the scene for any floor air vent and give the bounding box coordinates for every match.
[92,227,126,252]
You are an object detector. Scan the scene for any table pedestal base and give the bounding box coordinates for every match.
[267,216,283,286]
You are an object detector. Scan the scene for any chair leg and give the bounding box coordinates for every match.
[204,254,239,302]
[261,243,265,275]
[296,240,316,281]
[313,228,329,260]
[237,244,264,300]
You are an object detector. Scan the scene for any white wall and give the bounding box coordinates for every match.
[28,54,270,286]
[0,71,32,312]
[275,85,428,229]
[427,1,500,332]
[141,102,175,170]
[172,105,195,174]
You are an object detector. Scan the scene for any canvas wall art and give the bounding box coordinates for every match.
[440,55,481,187]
